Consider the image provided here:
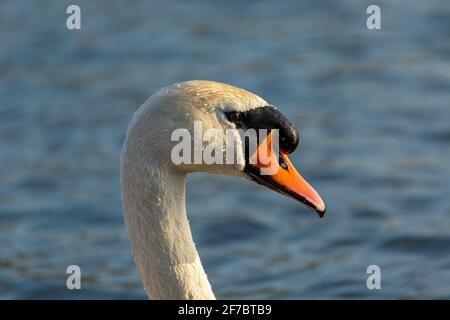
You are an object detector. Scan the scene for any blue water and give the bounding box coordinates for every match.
[1,0,450,299]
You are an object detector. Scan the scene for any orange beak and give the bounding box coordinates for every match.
[245,131,326,217]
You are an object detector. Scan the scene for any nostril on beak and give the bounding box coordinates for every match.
[279,155,288,169]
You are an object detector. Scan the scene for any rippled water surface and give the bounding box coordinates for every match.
[1,0,450,299]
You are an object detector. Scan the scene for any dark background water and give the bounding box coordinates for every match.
[1,0,449,299]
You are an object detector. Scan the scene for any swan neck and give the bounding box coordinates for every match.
[121,147,215,299]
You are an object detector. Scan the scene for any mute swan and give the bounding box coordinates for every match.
[120,80,325,299]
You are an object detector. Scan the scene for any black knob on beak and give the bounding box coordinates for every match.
[279,121,299,154]
[226,105,300,154]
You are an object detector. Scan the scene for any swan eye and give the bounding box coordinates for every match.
[225,111,241,123]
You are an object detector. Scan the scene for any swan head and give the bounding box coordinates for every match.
[128,80,325,216]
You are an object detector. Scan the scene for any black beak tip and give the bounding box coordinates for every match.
[316,207,326,218]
